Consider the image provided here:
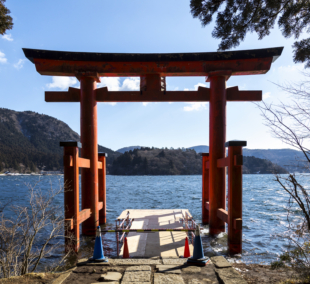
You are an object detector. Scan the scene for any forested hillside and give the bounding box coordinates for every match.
[0,108,120,172]
[111,147,288,175]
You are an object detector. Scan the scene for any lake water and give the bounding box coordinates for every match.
[0,174,307,266]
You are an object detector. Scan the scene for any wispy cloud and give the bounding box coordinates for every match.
[184,102,208,111]
[2,34,13,41]
[0,51,7,64]
[183,82,208,111]
[14,59,26,69]
[263,92,271,100]
[46,76,77,90]
[98,77,140,106]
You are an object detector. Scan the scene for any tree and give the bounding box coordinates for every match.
[0,182,74,278]
[257,74,310,278]
[190,0,310,67]
[0,0,13,35]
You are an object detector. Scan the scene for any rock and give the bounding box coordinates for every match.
[154,273,185,284]
[93,283,119,284]
[210,256,232,268]
[77,258,88,263]
[182,266,201,273]
[156,265,182,274]
[162,258,187,265]
[108,267,125,272]
[188,279,213,284]
[99,272,123,282]
[93,282,119,284]
[126,266,151,271]
[122,271,151,282]
[113,259,162,266]
[215,267,248,284]
[92,269,96,273]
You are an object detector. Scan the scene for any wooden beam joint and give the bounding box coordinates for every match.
[217,208,228,223]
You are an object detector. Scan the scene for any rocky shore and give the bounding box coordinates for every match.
[0,256,301,284]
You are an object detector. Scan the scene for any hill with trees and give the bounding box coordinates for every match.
[0,108,120,173]
[111,147,288,175]
[189,145,306,173]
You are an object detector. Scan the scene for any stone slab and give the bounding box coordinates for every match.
[215,267,248,284]
[126,265,151,271]
[162,258,187,265]
[154,273,185,284]
[182,266,202,273]
[122,271,151,282]
[51,267,76,284]
[112,259,162,265]
[122,283,150,284]
[188,279,215,284]
[210,256,232,268]
[156,265,182,274]
[99,271,122,281]
[94,282,119,284]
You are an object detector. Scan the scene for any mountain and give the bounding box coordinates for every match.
[116,146,142,153]
[110,147,287,175]
[188,145,209,153]
[0,108,120,173]
[188,145,306,173]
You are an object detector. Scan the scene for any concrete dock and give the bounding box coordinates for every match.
[118,209,194,258]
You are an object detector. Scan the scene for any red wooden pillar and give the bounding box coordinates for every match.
[80,75,99,235]
[61,141,81,252]
[98,153,107,224]
[227,140,246,255]
[202,153,209,224]
[207,71,231,235]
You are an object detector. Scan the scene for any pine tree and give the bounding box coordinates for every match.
[0,0,13,35]
[190,0,310,67]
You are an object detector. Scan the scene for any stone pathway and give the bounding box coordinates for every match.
[62,256,248,284]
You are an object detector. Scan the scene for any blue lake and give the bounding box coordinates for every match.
[0,174,307,265]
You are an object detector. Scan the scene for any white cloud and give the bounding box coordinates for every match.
[184,102,208,111]
[106,102,117,106]
[98,77,121,91]
[14,59,26,69]
[46,76,77,90]
[0,51,7,63]
[2,34,13,41]
[142,102,149,106]
[194,83,207,90]
[97,77,140,106]
[122,77,139,91]
[263,92,271,100]
[182,82,208,111]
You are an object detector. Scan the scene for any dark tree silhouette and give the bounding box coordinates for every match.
[0,0,13,35]
[190,0,310,67]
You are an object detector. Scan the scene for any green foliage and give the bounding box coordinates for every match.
[0,108,120,172]
[0,0,13,35]
[270,260,285,270]
[243,156,288,174]
[111,149,286,175]
[190,0,310,67]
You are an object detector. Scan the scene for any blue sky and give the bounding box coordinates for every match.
[0,0,306,151]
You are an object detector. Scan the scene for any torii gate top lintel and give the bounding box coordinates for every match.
[23,47,283,77]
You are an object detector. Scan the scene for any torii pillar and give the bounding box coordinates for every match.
[79,73,101,235]
[207,71,231,234]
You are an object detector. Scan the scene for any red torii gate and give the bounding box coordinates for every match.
[23,47,283,254]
